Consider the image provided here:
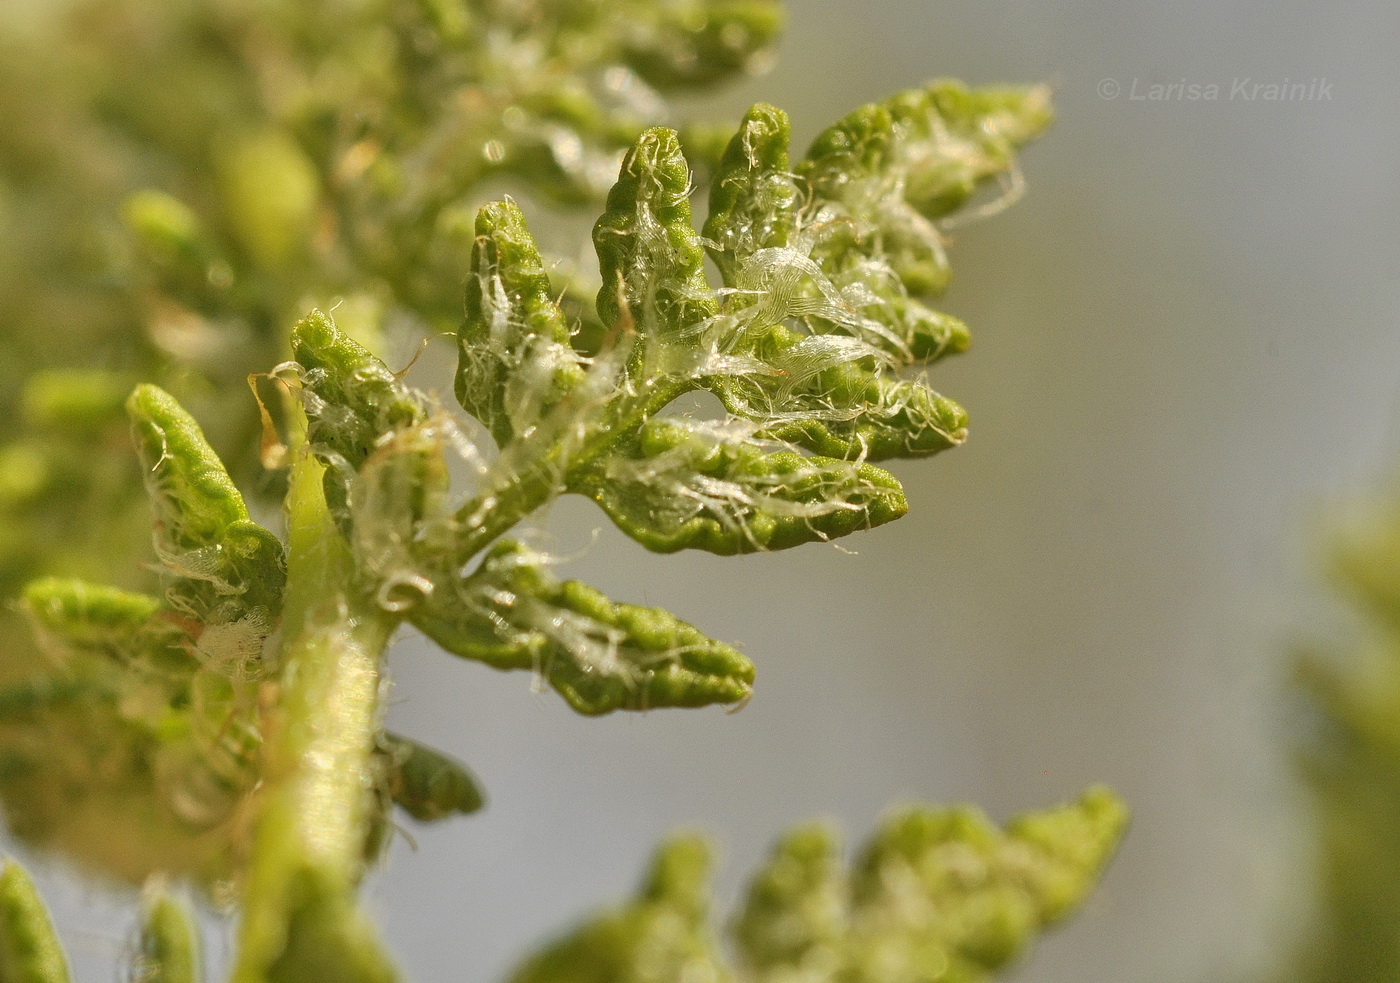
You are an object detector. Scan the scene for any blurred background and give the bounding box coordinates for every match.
[5,0,1400,981]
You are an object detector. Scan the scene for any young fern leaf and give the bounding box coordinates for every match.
[0,859,70,983]
[458,85,1045,559]
[691,88,1053,461]
[434,88,1049,721]
[582,86,1047,470]
[412,540,754,715]
[506,788,1126,983]
[0,0,1104,978]
[8,68,1063,981]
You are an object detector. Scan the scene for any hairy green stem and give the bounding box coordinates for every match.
[232,445,398,983]
[449,376,692,565]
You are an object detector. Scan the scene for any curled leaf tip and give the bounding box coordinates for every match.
[460,200,582,446]
[126,383,250,549]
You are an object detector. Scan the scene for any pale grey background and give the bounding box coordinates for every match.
[7,0,1400,981]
